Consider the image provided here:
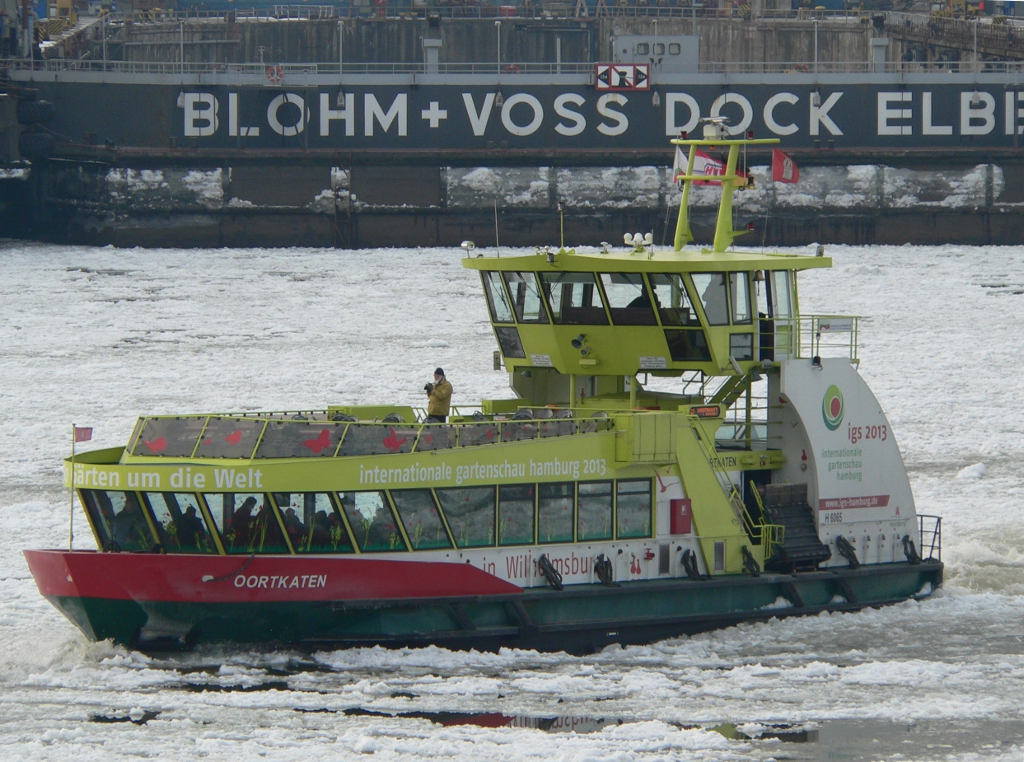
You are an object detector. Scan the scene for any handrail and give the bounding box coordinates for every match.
[918,513,942,562]
[687,412,783,558]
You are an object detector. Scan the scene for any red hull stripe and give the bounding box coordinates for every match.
[23,550,523,604]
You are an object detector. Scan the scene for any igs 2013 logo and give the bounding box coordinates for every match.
[822,385,844,431]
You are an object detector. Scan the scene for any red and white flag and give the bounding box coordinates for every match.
[771,148,799,184]
[674,148,749,186]
[74,426,93,443]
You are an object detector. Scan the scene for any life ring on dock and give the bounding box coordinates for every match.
[266,65,284,84]
[504,64,520,74]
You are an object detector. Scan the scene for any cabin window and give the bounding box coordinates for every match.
[691,273,730,326]
[132,417,205,457]
[538,482,574,543]
[636,42,650,55]
[494,326,527,359]
[616,480,652,539]
[273,492,353,553]
[81,490,154,552]
[668,42,681,55]
[391,489,452,550]
[203,493,289,554]
[730,273,752,324]
[730,333,754,361]
[770,271,793,318]
[143,492,217,553]
[649,273,701,326]
[653,42,665,55]
[540,272,608,325]
[498,484,535,545]
[502,271,549,323]
[578,481,613,541]
[338,491,406,552]
[599,273,658,325]
[436,487,495,547]
[194,417,265,459]
[482,271,514,323]
[664,329,712,362]
[256,422,345,459]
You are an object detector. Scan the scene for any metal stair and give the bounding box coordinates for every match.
[760,483,831,572]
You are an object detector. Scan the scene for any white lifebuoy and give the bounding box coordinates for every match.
[266,65,284,84]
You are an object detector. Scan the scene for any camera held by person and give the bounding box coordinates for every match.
[424,382,434,394]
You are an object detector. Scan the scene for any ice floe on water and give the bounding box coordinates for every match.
[2,242,1024,759]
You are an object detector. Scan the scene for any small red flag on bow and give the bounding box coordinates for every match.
[74,426,93,443]
[772,148,799,184]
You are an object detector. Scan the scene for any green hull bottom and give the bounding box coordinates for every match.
[47,561,942,653]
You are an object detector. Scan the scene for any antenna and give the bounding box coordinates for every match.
[494,199,501,258]
[558,202,565,250]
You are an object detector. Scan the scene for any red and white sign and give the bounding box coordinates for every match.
[595,64,650,91]
[673,147,751,186]
[74,426,93,443]
[772,148,800,183]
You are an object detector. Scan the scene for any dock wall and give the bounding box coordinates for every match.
[5,159,1023,247]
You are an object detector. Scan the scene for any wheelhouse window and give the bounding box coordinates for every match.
[273,492,353,553]
[502,271,549,323]
[203,493,289,554]
[599,273,658,325]
[436,487,495,547]
[649,273,701,326]
[538,482,574,544]
[730,334,754,361]
[494,326,526,359]
[81,490,154,552]
[338,491,406,552]
[616,480,652,539]
[577,481,613,541]
[391,489,452,550]
[770,271,793,319]
[498,484,535,545]
[664,329,712,362]
[691,273,730,326]
[539,272,608,325]
[730,273,752,324]
[143,492,216,553]
[481,271,514,323]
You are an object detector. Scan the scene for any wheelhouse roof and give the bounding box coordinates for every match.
[461,246,832,273]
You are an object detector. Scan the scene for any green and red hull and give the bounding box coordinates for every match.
[24,550,943,652]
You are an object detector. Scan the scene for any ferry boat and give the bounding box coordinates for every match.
[24,134,943,652]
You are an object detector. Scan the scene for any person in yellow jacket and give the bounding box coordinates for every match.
[425,367,452,423]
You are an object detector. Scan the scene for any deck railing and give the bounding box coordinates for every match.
[918,513,942,562]
[126,410,615,460]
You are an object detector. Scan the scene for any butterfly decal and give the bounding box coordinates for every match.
[383,427,407,453]
[141,436,167,454]
[225,430,243,446]
[302,429,332,454]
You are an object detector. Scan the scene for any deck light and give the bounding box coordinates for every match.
[652,89,661,108]
[632,233,644,247]
[494,89,504,109]
[460,240,476,256]
[816,244,825,257]
[643,232,653,246]
[623,233,633,245]
[336,91,346,108]
[811,91,821,108]
[970,91,982,108]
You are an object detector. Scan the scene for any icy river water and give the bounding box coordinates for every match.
[2,242,1024,761]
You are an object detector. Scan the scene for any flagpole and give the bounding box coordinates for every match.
[69,423,75,552]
